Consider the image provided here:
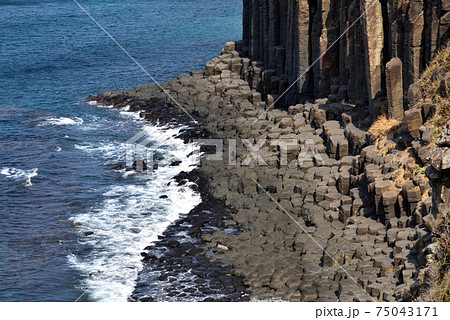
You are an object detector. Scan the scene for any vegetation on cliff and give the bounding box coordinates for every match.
[365,43,450,301]
[416,44,450,128]
[419,214,450,302]
[413,44,450,302]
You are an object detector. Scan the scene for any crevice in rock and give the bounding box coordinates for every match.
[421,0,432,72]
[307,0,321,98]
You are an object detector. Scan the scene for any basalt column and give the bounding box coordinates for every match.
[401,0,425,96]
[284,0,298,103]
[297,0,311,97]
[250,0,261,60]
[267,0,281,70]
[386,57,404,120]
[442,1,450,46]
[361,0,384,116]
[347,0,369,103]
[261,0,268,68]
[309,0,322,98]
[243,0,251,52]
[241,0,447,115]
[338,0,348,93]
[422,0,441,71]
[318,0,339,98]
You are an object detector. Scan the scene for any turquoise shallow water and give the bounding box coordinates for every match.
[0,0,241,301]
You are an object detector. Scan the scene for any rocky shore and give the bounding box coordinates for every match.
[90,41,447,302]
[129,169,250,302]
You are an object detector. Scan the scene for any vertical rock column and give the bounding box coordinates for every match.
[404,0,424,89]
[382,191,399,226]
[309,0,322,97]
[297,0,311,95]
[250,0,261,60]
[347,0,369,104]
[275,46,286,76]
[261,0,269,67]
[423,0,441,69]
[386,57,404,120]
[362,0,384,117]
[280,0,303,104]
[441,1,450,46]
[242,0,251,52]
[318,0,338,98]
[375,180,393,224]
[284,0,297,101]
[268,0,281,69]
[338,0,349,88]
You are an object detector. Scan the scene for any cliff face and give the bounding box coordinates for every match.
[240,0,449,116]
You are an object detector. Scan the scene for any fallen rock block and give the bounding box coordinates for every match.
[404,109,422,139]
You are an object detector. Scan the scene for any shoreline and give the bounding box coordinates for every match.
[91,76,251,301]
[130,168,250,301]
[90,42,435,302]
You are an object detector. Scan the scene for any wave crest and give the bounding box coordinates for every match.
[1,167,38,186]
[39,116,84,126]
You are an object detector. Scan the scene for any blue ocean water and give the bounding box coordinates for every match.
[0,0,241,301]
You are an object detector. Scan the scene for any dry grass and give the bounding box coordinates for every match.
[368,115,401,139]
[416,44,450,125]
[419,220,450,302]
[375,137,396,157]
[391,167,407,190]
[391,147,414,166]
[418,264,449,302]
[389,147,428,191]
[417,44,450,100]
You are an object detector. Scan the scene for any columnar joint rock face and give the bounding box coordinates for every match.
[241,0,447,115]
[362,0,384,112]
[93,41,438,301]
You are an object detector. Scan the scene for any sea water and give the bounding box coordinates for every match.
[0,0,241,301]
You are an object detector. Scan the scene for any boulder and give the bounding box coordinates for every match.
[222,41,236,54]
[404,108,422,138]
[431,147,450,173]
[407,83,422,106]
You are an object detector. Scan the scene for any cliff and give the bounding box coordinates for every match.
[91,37,450,300]
[88,3,450,301]
[239,0,449,118]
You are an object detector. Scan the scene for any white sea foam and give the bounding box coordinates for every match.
[68,124,201,301]
[39,116,84,126]
[74,142,126,161]
[120,110,141,120]
[88,100,114,109]
[0,167,38,187]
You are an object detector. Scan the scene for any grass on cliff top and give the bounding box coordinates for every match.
[368,115,400,139]
[417,44,450,126]
[416,43,450,302]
